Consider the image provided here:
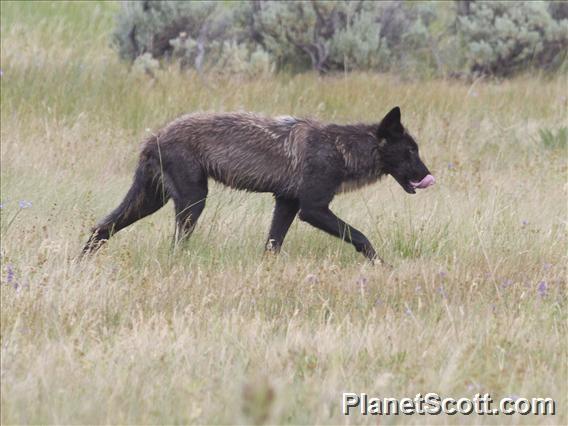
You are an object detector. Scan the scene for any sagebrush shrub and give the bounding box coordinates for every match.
[236,1,450,74]
[113,1,233,67]
[113,1,273,77]
[111,0,568,78]
[458,1,568,76]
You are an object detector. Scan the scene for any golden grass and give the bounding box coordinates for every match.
[1,1,567,424]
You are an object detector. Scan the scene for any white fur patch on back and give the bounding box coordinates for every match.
[275,115,298,125]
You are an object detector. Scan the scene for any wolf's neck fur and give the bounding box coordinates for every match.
[328,123,386,193]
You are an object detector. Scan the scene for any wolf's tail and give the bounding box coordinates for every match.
[82,151,170,255]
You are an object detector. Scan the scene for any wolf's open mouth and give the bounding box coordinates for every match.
[410,174,435,190]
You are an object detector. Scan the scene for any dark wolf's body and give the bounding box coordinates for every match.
[83,108,434,262]
[143,113,383,196]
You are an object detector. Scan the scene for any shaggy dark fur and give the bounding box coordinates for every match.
[83,107,433,262]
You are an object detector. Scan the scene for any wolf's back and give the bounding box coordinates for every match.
[146,113,316,195]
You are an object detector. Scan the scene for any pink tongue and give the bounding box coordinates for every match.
[411,174,435,189]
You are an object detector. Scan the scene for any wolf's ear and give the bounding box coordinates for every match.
[378,106,403,136]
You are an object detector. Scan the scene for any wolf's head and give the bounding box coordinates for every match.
[377,107,435,194]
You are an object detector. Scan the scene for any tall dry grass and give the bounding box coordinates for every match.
[1,2,566,424]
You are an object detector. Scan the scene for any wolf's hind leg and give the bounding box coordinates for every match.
[169,163,208,243]
[174,188,208,242]
[82,163,169,255]
[265,197,300,253]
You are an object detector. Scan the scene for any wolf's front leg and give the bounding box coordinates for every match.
[265,197,300,253]
[298,205,383,263]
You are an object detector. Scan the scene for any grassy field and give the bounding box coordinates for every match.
[1,2,567,425]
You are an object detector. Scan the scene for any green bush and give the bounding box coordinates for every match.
[240,1,444,74]
[458,1,568,76]
[113,1,221,62]
[112,1,449,75]
[112,1,273,77]
[111,0,568,78]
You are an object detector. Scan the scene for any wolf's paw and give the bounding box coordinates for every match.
[372,256,393,269]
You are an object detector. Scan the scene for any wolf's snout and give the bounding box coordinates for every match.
[410,174,435,189]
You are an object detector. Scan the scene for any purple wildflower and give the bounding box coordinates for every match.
[521,220,529,227]
[356,275,368,288]
[447,163,454,170]
[438,270,447,280]
[537,281,548,298]
[543,263,552,271]
[437,286,447,299]
[501,279,513,289]
[6,264,14,284]
[304,273,319,284]
[0,69,3,78]
[18,200,32,209]
[6,265,18,289]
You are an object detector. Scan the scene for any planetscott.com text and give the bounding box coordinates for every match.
[342,393,556,416]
